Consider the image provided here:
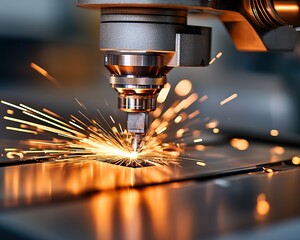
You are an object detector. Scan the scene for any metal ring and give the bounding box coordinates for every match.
[110,76,166,85]
[118,95,157,112]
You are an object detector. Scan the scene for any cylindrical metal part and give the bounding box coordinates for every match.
[244,0,300,28]
[127,112,149,151]
[273,0,300,27]
[100,8,187,51]
[105,53,168,112]
[104,53,173,78]
[118,95,157,112]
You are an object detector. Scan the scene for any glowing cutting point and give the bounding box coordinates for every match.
[130,151,138,159]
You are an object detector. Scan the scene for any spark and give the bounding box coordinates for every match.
[188,110,200,120]
[7,152,24,160]
[4,148,18,151]
[176,128,186,138]
[199,95,208,103]
[205,120,219,129]
[196,161,206,167]
[157,83,171,103]
[30,62,60,88]
[230,138,249,151]
[2,101,180,167]
[209,57,216,65]
[209,51,223,65]
[292,156,300,165]
[1,79,217,168]
[6,126,38,135]
[156,126,167,135]
[110,116,115,124]
[220,93,238,105]
[174,93,198,113]
[174,79,192,97]
[216,51,223,58]
[174,116,182,124]
[213,128,219,134]
[270,129,279,137]
[152,108,162,118]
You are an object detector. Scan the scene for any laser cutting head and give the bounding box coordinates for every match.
[97,7,211,151]
[77,0,300,151]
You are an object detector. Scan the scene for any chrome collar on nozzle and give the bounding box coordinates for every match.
[105,52,170,152]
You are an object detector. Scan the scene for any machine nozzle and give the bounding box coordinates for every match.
[127,112,149,152]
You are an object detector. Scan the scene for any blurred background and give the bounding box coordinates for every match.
[0,0,300,141]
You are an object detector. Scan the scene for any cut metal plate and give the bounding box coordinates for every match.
[0,167,300,239]
[0,139,299,208]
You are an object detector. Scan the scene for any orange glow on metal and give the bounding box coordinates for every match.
[274,3,299,12]
[220,93,238,105]
[174,79,192,97]
[270,129,279,137]
[256,193,270,216]
[230,138,249,151]
[292,156,300,165]
[157,83,171,103]
[195,145,206,151]
[264,168,274,174]
[270,146,285,155]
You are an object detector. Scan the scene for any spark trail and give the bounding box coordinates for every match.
[1,100,180,167]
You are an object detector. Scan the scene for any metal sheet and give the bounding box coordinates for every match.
[0,140,299,208]
[0,167,299,240]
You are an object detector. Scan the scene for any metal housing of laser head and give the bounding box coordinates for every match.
[77,0,300,151]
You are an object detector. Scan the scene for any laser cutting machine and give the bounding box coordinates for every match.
[0,1,300,239]
[77,0,300,151]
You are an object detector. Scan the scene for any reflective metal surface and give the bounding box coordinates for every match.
[0,160,299,239]
[0,139,299,208]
